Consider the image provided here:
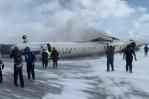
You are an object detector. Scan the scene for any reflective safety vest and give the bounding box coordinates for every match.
[45,49,51,59]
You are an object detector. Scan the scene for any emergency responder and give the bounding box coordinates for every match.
[42,49,50,68]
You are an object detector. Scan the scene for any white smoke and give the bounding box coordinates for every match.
[0,0,135,43]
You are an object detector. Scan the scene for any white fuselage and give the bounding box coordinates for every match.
[16,40,131,59]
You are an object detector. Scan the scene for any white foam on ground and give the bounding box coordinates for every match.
[42,47,149,99]
[88,47,149,98]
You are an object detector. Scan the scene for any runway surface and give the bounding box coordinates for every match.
[0,48,149,99]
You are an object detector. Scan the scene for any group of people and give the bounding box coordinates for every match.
[0,44,59,88]
[0,43,148,87]
[41,44,59,69]
[106,44,137,73]
[10,46,35,87]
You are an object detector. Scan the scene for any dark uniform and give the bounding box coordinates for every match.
[42,49,49,69]
[144,45,148,56]
[106,46,114,71]
[123,45,137,73]
[24,47,36,80]
[10,47,24,87]
[47,44,51,52]
[0,59,4,83]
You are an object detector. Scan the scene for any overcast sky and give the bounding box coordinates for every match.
[0,0,149,43]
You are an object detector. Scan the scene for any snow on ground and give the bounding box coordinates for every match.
[0,47,149,99]
[88,47,149,99]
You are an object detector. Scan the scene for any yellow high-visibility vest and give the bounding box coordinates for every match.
[45,49,51,59]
